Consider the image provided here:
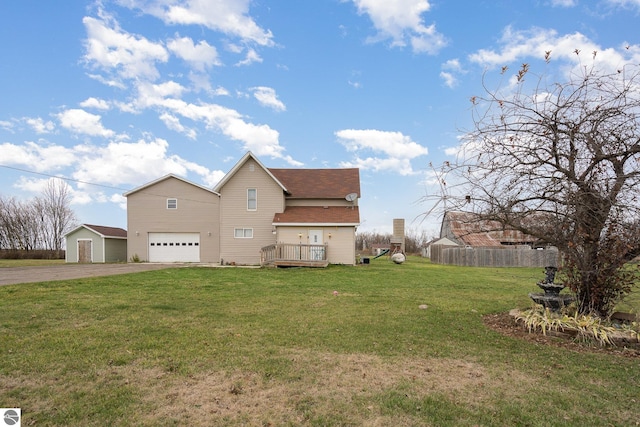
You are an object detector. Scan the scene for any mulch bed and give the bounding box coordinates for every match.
[483,311,640,359]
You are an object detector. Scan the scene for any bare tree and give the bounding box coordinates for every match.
[0,179,77,255]
[0,196,36,250]
[431,61,640,317]
[36,179,77,252]
[0,196,22,250]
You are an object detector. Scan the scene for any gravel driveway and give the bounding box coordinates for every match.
[0,263,188,286]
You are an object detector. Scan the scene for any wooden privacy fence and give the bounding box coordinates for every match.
[430,245,559,267]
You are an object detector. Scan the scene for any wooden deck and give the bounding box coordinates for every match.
[260,243,329,268]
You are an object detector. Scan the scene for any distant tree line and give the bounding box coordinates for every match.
[0,179,77,259]
[356,228,436,254]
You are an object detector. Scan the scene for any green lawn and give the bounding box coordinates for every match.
[0,259,65,267]
[0,257,638,426]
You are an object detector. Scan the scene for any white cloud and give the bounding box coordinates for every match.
[0,120,14,132]
[550,0,578,6]
[159,112,197,139]
[468,26,639,75]
[64,137,224,193]
[439,59,465,88]
[226,42,244,54]
[211,86,230,96]
[607,0,640,9]
[86,73,127,89]
[347,156,417,174]
[73,138,183,186]
[175,158,226,188]
[351,0,447,54]
[0,141,77,172]
[119,0,274,46]
[442,58,462,71]
[57,109,115,138]
[72,190,96,205]
[235,48,262,66]
[24,117,55,134]
[110,193,127,210]
[0,137,223,201]
[349,70,363,88]
[13,176,91,205]
[250,86,286,112]
[335,129,428,175]
[80,97,111,110]
[167,36,221,71]
[13,176,52,193]
[439,71,457,88]
[133,82,298,165]
[83,14,168,83]
[137,81,187,105]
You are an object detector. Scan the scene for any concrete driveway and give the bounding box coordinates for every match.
[0,263,188,286]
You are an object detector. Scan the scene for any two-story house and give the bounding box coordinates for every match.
[124,152,360,266]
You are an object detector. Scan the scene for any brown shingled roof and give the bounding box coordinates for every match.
[269,168,360,199]
[273,206,360,224]
[84,224,127,238]
[444,211,536,247]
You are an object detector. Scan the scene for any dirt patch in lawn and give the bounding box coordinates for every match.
[128,350,539,426]
[483,311,640,359]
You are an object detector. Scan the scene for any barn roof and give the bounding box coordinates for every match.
[442,211,537,247]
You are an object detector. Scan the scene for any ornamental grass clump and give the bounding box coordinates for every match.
[516,306,639,347]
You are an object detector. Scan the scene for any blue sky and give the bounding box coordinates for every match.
[1,0,639,236]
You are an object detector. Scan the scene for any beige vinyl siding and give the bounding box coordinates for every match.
[324,226,356,265]
[276,226,356,265]
[219,159,284,265]
[127,177,220,263]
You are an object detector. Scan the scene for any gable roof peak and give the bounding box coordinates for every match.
[123,173,220,197]
[213,151,287,193]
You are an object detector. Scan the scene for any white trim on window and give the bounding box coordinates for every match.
[167,198,177,209]
[234,228,253,238]
[247,188,257,211]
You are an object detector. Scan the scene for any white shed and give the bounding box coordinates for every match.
[423,237,459,258]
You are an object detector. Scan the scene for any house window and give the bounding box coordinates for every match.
[234,228,253,238]
[247,189,257,211]
[167,198,177,209]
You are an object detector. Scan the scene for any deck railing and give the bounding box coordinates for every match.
[260,243,328,267]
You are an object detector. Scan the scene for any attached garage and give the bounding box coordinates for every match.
[148,232,200,262]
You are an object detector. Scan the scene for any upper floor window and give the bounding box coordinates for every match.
[247,188,257,210]
[167,198,177,209]
[234,228,253,238]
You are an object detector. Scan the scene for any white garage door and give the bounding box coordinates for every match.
[148,232,200,262]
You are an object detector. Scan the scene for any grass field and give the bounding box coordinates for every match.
[0,257,638,426]
[0,259,65,267]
